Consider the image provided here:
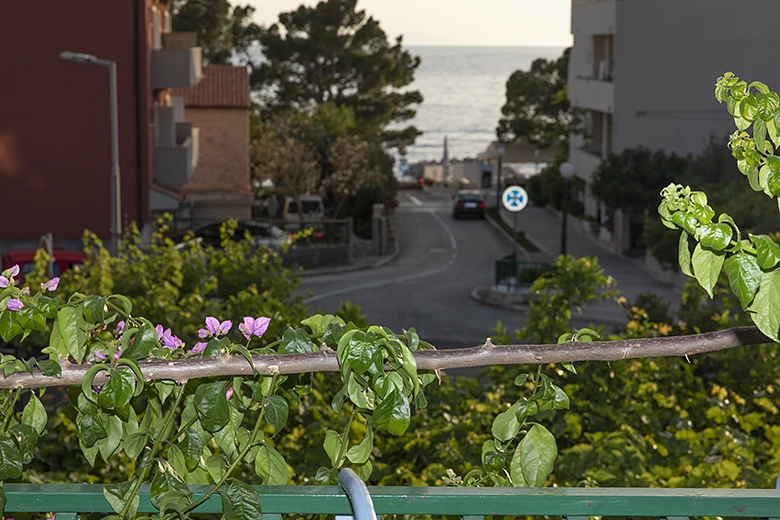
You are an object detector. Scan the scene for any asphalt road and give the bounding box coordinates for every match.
[297,187,525,350]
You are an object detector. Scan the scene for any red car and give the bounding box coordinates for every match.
[1,250,86,283]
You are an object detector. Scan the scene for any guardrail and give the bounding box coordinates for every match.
[495,254,552,287]
[6,483,780,518]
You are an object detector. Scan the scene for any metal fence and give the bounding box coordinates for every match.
[5,482,780,518]
[494,253,552,287]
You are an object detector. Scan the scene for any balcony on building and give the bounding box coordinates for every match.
[569,34,614,113]
[572,0,616,35]
[154,104,199,192]
[152,33,203,89]
[571,111,612,183]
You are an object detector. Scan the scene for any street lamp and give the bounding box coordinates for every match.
[559,161,576,257]
[494,144,506,208]
[60,51,121,256]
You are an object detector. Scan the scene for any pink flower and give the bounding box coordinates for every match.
[5,299,23,311]
[0,276,9,288]
[155,324,164,339]
[5,265,19,278]
[239,316,271,340]
[226,387,234,400]
[41,277,60,292]
[20,287,30,296]
[93,350,107,360]
[191,342,207,354]
[198,316,232,338]
[113,348,123,362]
[115,321,125,334]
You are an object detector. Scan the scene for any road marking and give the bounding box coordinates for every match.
[303,210,458,304]
[409,195,423,206]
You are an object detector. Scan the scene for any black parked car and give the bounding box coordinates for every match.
[169,221,288,249]
[452,190,486,219]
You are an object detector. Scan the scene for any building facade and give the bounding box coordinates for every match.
[0,0,202,253]
[172,65,252,226]
[568,0,780,252]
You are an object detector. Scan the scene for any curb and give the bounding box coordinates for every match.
[299,217,401,277]
[484,212,532,261]
[470,286,628,327]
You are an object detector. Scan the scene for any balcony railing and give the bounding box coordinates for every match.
[154,122,199,190]
[151,32,203,89]
[6,483,780,518]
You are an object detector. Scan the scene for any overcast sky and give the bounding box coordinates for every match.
[247,0,573,47]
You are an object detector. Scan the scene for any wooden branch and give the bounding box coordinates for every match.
[0,326,771,389]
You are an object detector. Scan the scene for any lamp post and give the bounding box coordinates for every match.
[494,144,506,208]
[60,51,121,256]
[559,161,576,257]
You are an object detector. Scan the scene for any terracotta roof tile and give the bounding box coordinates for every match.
[172,65,250,108]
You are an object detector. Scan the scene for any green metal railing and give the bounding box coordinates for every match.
[494,254,552,287]
[7,484,780,519]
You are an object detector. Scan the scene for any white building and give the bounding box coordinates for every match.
[568,0,780,252]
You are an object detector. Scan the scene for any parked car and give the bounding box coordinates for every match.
[1,249,86,283]
[452,190,486,219]
[282,195,325,227]
[398,175,424,190]
[169,221,288,250]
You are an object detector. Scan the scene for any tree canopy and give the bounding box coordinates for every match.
[591,147,689,216]
[256,0,423,147]
[496,48,577,148]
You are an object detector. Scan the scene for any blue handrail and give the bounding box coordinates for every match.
[337,468,378,520]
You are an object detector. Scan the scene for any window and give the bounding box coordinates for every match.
[301,200,321,214]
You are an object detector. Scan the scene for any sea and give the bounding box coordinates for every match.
[398,45,565,164]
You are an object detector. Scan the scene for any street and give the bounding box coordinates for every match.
[298,187,525,349]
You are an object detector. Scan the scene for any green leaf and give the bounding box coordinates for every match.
[374,388,411,436]
[315,466,339,485]
[207,455,228,483]
[355,460,373,481]
[37,359,62,378]
[195,381,231,433]
[82,296,106,324]
[724,253,762,309]
[97,415,123,461]
[513,424,557,487]
[0,436,23,480]
[0,311,22,343]
[750,234,780,269]
[21,393,47,435]
[514,374,529,387]
[553,385,570,410]
[178,428,204,471]
[219,479,263,520]
[98,368,136,410]
[301,314,345,338]
[491,407,521,442]
[254,443,288,485]
[77,413,107,448]
[343,331,381,374]
[167,443,188,479]
[697,223,732,251]
[103,480,138,516]
[346,424,373,464]
[17,306,46,332]
[9,424,38,464]
[51,306,87,363]
[278,327,315,354]
[678,231,693,277]
[263,395,289,434]
[150,460,192,509]
[754,118,768,152]
[323,429,344,468]
[122,323,158,361]
[562,362,576,374]
[37,295,60,319]
[123,432,149,459]
[747,270,780,341]
[671,212,699,235]
[691,243,726,298]
[399,344,419,397]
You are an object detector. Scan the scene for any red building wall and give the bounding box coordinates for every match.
[0,0,155,242]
